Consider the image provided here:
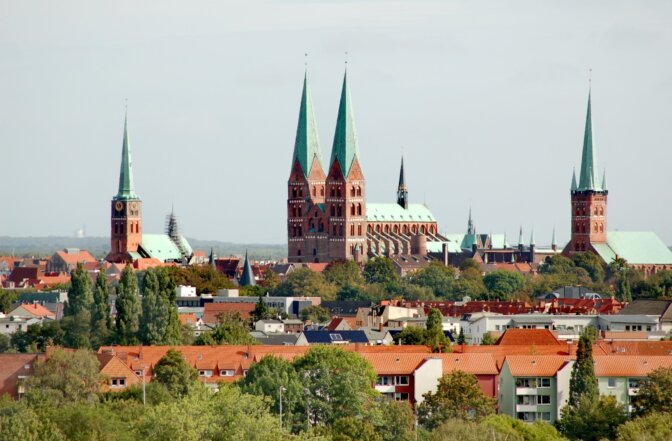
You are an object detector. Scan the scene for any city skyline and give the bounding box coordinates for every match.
[2,0,671,246]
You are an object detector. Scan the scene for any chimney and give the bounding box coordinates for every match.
[411,234,427,255]
[442,243,449,266]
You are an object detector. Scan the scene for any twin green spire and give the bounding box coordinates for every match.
[575,90,606,192]
[116,112,139,200]
[292,72,323,177]
[330,71,361,178]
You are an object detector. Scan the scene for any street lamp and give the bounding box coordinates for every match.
[279,386,287,430]
[142,366,146,406]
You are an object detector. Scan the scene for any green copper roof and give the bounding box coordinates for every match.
[366,203,436,223]
[592,232,672,265]
[116,113,139,201]
[577,91,601,191]
[138,234,192,262]
[571,169,578,191]
[239,250,256,287]
[292,72,323,177]
[330,71,361,178]
[427,240,463,254]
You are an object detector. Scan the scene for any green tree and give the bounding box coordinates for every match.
[426,308,443,333]
[617,412,672,441]
[274,268,337,300]
[10,320,64,352]
[568,334,598,407]
[330,417,381,441]
[572,252,605,283]
[363,257,400,285]
[393,326,428,345]
[90,271,112,348]
[115,264,141,345]
[0,289,18,313]
[481,333,496,345]
[483,270,526,300]
[0,400,65,441]
[66,262,94,316]
[156,267,181,345]
[407,263,456,298]
[61,310,92,349]
[252,294,271,321]
[425,308,451,353]
[540,255,575,275]
[631,366,672,416]
[457,327,466,345]
[260,268,281,289]
[46,403,135,441]
[152,348,200,398]
[0,334,10,353]
[300,305,331,323]
[324,260,363,287]
[557,395,627,441]
[167,264,234,294]
[140,269,170,345]
[294,346,378,426]
[239,355,306,432]
[373,399,416,441]
[26,348,101,405]
[195,312,257,345]
[337,283,370,302]
[417,370,497,429]
[483,414,567,441]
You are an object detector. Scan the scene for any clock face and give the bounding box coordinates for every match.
[130,202,138,210]
[115,201,124,212]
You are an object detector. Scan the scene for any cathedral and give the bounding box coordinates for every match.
[562,89,672,275]
[287,71,442,264]
[105,113,194,264]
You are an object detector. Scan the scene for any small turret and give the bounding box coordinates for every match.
[239,250,256,287]
[397,157,408,209]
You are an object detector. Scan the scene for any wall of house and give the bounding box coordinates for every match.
[413,358,442,405]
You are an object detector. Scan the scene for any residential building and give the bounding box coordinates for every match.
[255,320,284,334]
[296,330,370,345]
[0,354,42,399]
[46,248,97,273]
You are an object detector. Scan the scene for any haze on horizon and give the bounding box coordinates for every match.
[1,0,671,246]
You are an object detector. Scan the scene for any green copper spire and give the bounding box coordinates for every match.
[577,91,600,191]
[292,72,323,177]
[116,112,139,200]
[239,250,256,287]
[601,169,607,191]
[571,168,578,191]
[397,157,408,209]
[530,228,536,246]
[330,71,361,178]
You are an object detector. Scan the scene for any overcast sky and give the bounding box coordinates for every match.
[2,0,671,246]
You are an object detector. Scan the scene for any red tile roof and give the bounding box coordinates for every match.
[0,354,43,398]
[12,303,56,319]
[505,355,572,377]
[55,249,96,265]
[496,329,562,346]
[202,303,256,324]
[594,356,672,377]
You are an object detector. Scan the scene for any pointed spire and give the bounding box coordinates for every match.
[209,247,216,267]
[116,110,138,200]
[601,169,607,191]
[467,207,475,235]
[503,232,508,248]
[578,88,600,191]
[571,168,578,191]
[239,250,256,287]
[292,72,323,177]
[330,71,361,178]
[530,228,536,246]
[397,156,408,209]
[552,228,557,247]
[518,226,524,246]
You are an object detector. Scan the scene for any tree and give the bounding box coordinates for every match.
[557,395,627,441]
[337,283,370,302]
[0,400,65,441]
[568,334,598,407]
[61,310,92,349]
[114,264,141,345]
[273,268,337,300]
[294,346,378,426]
[252,294,271,321]
[424,308,451,353]
[0,334,9,353]
[167,265,234,294]
[394,326,429,345]
[426,308,443,333]
[363,257,400,286]
[10,320,64,352]
[483,270,525,300]
[300,305,331,323]
[609,257,632,302]
[90,271,112,348]
[26,348,101,405]
[482,414,566,441]
[330,417,381,441]
[156,267,182,345]
[407,263,456,298]
[617,412,672,441]
[140,268,170,345]
[195,312,257,345]
[324,260,363,287]
[66,262,94,317]
[152,348,200,398]
[572,252,605,283]
[631,366,672,416]
[417,370,497,429]
[373,399,416,441]
[0,289,18,313]
[239,355,306,432]
[480,333,496,345]
[457,327,466,345]
[260,268,281,289]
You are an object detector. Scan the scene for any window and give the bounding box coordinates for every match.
[628,379,641,389]
[329,334,343,342]
[199,370,213,377]
[395,376,409,385]
[394,393,409,401]
[517,412,535,422]
[537,395,551,405]
[377,376,392,385]
[539,378,551,388]
[134,370,143,377]
[111,378,126,387]
[537,412,551,422]
[220,370,235,377]
[607,378,616,388]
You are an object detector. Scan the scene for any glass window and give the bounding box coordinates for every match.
[539,378,551,388]
[628,379,641,388]
[538,412,551,421]
[607,378,616,388]
[537,395,551,405]
[395,376,409,385]
[394,393,409,401]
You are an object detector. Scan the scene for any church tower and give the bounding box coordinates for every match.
[287,72,327,263]
[397,157,408,209]
[326,71,367,261]
[564,89,608,255]
[106,113,143,263]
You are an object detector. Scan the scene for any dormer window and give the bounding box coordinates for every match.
[110,378,126,388]
[199,370,213,377]
[220,370,235,377]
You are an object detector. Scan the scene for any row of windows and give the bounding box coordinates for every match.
[369,223,436,236]
[515,378,551,388]
[574,205,605,216]
[376,376,410,386]
[113,222,140,235]
[199,369,235,377]
[517,395,551,405]
[573,222,604,234]
[517,412,551,422]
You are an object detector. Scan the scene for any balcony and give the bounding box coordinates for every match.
[516,404,538,412]
[628,388,639,396]
[516,387,537,395]
[375,385,395,394]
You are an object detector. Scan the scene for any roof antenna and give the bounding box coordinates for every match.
[345,51,348,70]
[304,52,308,71]
[589,68,592,91]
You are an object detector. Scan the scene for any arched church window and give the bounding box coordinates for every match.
[330,205,335,216]
[337,205,342,217]
[421,225,426,234]
[331,187,335,197]
[358,225,362,235]
[350,186,355,197]
[350,225,355,235]
[357,187,362,196]
[320,186,325,196]
[357,204,362,215]
[350,204,355,215]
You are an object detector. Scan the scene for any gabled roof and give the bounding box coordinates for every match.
[366,203,436,223]
[329,71,361,179]
[592,232,672,265]
[139,234,192,262]
[0,354,42,398]
[54,249,97,265]
[496,329,562,346]
[10,303,56,319]
[292,72,323,177]
[619,300,672,320]
[202,302,256,324]
[593,355,672,377]
[504,355,572,377]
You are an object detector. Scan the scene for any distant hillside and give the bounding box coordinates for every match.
[0,236,286,261]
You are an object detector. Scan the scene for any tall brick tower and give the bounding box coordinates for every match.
[563,90,608,255]
[106,113,143,263]
[326,71,367,261]
[287,72,328,263]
